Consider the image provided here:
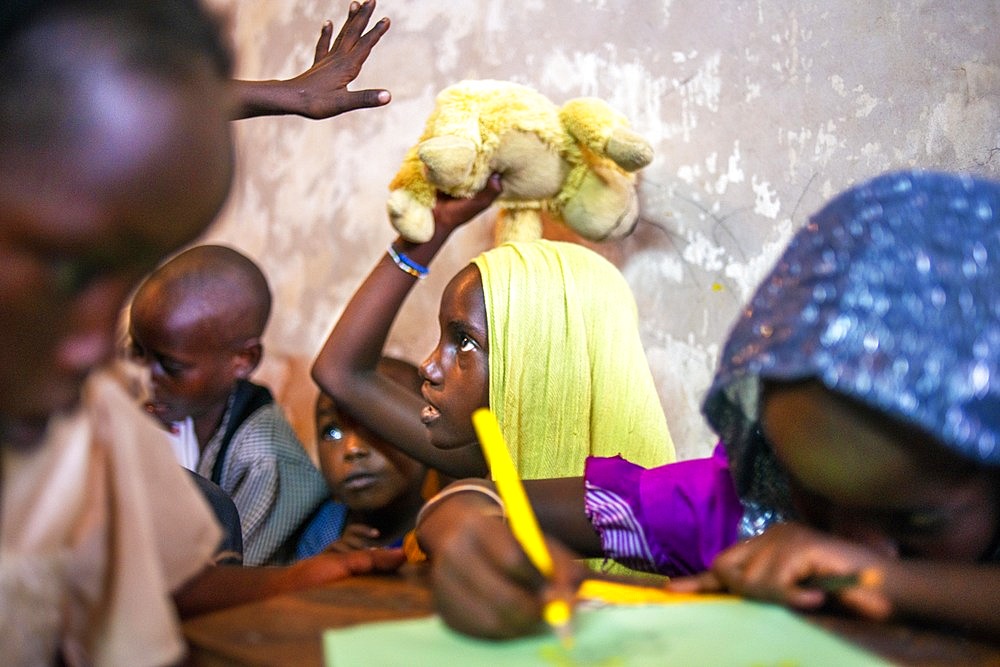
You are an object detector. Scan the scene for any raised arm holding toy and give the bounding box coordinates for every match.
[314,171,676,483]
[312,178,504,479]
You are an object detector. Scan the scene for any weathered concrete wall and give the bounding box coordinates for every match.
[206,0,1000,459]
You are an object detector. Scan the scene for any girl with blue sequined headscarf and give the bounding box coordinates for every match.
[678,169,1000,636]
[415,170,1000,641]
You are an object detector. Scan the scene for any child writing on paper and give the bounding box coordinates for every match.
[415,170,1000,639]
[312,177,676,484]
[129,244,329,566]
[297,357,431,557]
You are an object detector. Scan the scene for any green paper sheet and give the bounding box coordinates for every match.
[323,600,890,666]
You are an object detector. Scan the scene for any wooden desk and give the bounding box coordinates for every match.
[183,566,433,666]
[183,565,1000,666]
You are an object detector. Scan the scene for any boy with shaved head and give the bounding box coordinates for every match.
[130,244,328,566]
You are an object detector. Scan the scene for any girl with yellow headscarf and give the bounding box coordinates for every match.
[474,240,673,479]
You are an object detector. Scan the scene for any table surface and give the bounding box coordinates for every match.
[182,564,1000,666]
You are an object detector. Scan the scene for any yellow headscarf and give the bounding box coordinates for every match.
[473,240,675,480]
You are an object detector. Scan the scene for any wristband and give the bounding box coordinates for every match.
[387,244,429,279]
[415,483,506,530]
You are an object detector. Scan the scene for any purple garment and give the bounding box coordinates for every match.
[584,443,741,577]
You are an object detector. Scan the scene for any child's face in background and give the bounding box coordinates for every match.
[0,47,233,449]
[419,265,490,449]
[763,381,999,561]
[127,306,243,427]
[315,393,426,512]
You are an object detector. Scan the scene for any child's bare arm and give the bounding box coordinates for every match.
[173,548,405,618]
[527,477,604,555]
[873,558,1000,638]
[312,177,502,478]
[230,1,390,120]
[669,522,1000,638]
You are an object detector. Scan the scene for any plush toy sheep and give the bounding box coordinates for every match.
[387,80,654,244]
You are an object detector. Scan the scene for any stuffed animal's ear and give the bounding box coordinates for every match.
[559,98,654,172]
[605,128,654,172]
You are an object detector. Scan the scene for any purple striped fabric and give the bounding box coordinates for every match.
[583,444,743,577]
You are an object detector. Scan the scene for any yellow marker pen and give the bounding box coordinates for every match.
[471,408,573,648]
[577,579,735,605]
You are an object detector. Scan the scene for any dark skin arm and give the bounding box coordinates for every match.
[414,477,600,638]
[230,1,390,120]
[527,477,602,555]
[173,547,405,618]
[311,176,503,478]
[668,522,1000,638]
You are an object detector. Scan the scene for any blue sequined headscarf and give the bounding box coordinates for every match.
[702,170,1000,536]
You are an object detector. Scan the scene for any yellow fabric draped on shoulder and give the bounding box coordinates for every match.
[472,240,675,480]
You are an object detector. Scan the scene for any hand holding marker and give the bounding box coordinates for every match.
[471,408,573,648]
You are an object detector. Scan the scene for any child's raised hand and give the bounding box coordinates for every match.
[431,173,503,237]
[289,1,391,119]
[668,522,893,621]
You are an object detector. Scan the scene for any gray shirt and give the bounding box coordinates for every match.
[197,399,327,566]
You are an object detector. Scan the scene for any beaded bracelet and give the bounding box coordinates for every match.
[386,244,429,279]
[415,483,506,530]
